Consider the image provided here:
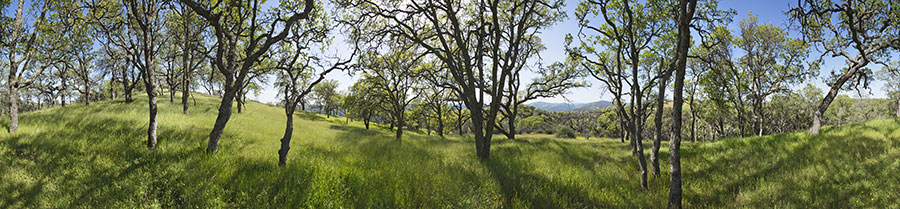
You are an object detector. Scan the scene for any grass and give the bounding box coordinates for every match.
[1,93,898,208]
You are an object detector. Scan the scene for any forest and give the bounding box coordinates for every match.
[1,0,899,208]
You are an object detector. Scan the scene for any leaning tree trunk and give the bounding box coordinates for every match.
[364,117,370,129]
[810,63,863,135]
[207,77,239,154]
[278,105,296,167]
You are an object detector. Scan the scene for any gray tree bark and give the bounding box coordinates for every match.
[668,0,697,207]
[207,77,237,153]
[810,63,864,135]
[652,69,672,177]
[278,104,295,166]
[8,85,19,133]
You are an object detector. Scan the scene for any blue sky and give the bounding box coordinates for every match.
[246,0,890,104]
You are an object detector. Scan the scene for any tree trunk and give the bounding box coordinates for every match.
[470,100,489,159]
[147,91,158,148]
[456,108,464,135]
[689,94,696,142]
[236,87,243,114]
[616,100,628,144]
[182,7,191,115]
[507,107,517,140]
[651,76,668,177]
[395,114,404,141]
[109,81,116,99]
[278,106,295,167]
[754,101,764,137]
[123,74,134,103]
[145,71,159,149]
[668,1,695,207]
[437,110,444,138]
[632,119,648,189]
[207,78,238,154]
[8,84,19,133]
[811,63,863,135]
[61,90,67,107]
[810,111,823,135]
[84,88,91,106]
[628,30,648,188]
[182,74,190,115]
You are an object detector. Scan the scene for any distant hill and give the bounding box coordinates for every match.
[528,100,613,112]
[572,100,614,112]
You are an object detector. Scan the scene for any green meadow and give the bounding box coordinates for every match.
[1,94,898,208]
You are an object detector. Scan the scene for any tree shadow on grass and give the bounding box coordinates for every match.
[217,157,316,208]
[684,121,895,208]
[0,178,46,208]
[296,111,327,121]
[495,138,627,173]
[482,150,608,208]
[329,124,380,135]
[0,113,218,208]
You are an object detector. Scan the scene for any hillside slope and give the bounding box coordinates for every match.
[1,94,898,208]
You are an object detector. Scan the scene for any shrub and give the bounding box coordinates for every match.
[555,125,576,138]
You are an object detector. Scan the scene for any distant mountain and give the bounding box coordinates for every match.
[572,100,614,112]
[527,100,613,112]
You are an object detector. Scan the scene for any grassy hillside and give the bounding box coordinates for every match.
[1,94,898,208]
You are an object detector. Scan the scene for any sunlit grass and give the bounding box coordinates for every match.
[0,94,897,208]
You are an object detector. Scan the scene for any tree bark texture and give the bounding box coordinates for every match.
[278,105,295,167]
[810,63,863,135]
[668,0,696,207]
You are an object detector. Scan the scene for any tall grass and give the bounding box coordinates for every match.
[0,94,897,208]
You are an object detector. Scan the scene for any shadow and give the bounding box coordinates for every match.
[296,111,326,121]
[0,110,208,208]
[482,155,608,208]
[216,157,316,208]
[0,178,45,208]
[328,124,379,135]
[682,120,898,208]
